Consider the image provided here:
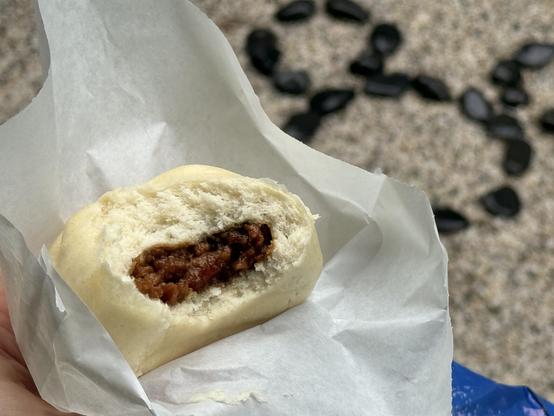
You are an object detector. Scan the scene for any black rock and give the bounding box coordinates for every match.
[365,73,410,98]
[480,186,521,218]
[310,89,355,115]
[283,112,321,143]
[539,108,554,134]
[325,0,369,23]
[273,70,311,94]
[349,50,384,77]
[246,29,281,75]
[275,0,316,22]
[411,75,451,102]
[500,87,529,107]
[503,140,533,176]
[513,42,554,69]
[459,87,493,123]
[490,60,521,87]
[486,114,524,141]
[433,207,470,234]
[370,23,402,56]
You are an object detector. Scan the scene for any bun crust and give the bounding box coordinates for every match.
[49,165,323,376]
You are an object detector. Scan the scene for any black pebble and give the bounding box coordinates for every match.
[273,70,311,94]
[411,75,451,102]
[433,207,470,234]
[539,108,554,134]
[370,23,402,56]
[310,89,355,115]
[325,0,369,23]
[513,42,554,69]
[480,186,521,218]
[365,73,411,98]
[349,50,384,77]
[490,60,521,87]
[283,112,321,143]
[275,0,316,22]
[459,87,493,123]
[246,29,281,75]
[486,114,524,141]
[503,140,533,176]
[500,87,529,107]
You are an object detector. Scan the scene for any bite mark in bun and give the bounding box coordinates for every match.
[130,222,274,305]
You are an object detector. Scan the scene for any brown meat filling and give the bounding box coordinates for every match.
[129,222,273,306]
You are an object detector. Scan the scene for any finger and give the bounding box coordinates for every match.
[0,377,78,416]
[0,282,81,415]
[0,348,38,394]
[0,284,26,366]
[0,327,80,415]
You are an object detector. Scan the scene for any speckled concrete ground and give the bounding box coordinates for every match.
[0,0,41,122]
[1,0,553,400]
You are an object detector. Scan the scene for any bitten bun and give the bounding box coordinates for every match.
[49,165,323,376]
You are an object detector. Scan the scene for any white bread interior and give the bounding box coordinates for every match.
[49,165,323,376]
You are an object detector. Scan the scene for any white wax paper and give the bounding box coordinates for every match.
[0,1,453,415]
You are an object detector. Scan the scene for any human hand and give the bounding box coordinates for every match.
[0,281,78,415]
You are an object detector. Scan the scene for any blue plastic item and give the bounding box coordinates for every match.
[452,361,554,415]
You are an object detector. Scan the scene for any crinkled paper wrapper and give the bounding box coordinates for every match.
[0,1,452,415]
